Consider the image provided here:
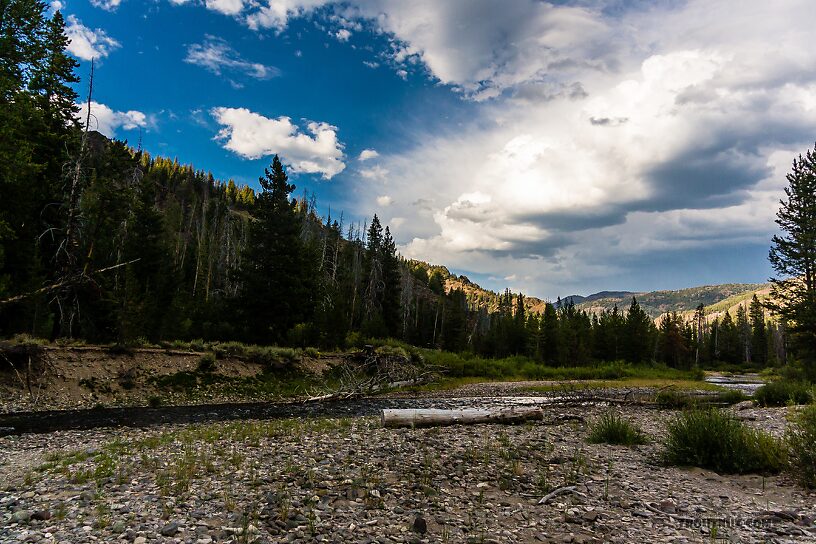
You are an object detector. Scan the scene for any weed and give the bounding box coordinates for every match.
[603,458,613,501]
[786,404,816,488]
[197,352,216,373]
[755,380,813,407]
[655,389,698,409]
[663,408,785,474]
[587,412,648,446]
[716,389,750,405]
[565,448,587,485]
[535,464,551,494]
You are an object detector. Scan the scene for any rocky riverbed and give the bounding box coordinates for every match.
[1,402,814,544]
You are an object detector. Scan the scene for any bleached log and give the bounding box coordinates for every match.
[381,407,544,428]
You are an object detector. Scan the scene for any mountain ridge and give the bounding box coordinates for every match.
[407,260,770,320]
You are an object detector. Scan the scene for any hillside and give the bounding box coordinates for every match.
[572,283,771,319]
[407,260,770,320]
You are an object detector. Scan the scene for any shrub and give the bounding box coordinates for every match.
[655,389,697,409]
[375,345,409,360]
[663,408,785,474]
[754,380,813,407]
[786,405,816,488]
[303,347,320,359]
[197,353,216,373]
[147,395,163,408]
[716,390,750,405]
[587,412,648,445]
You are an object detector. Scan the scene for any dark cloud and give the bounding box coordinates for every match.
[589,116,628,126]
[516,205,629,232]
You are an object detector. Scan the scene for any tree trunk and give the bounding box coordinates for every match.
[381,407,544,428]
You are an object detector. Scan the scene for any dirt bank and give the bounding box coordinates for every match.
[0,344,335,413]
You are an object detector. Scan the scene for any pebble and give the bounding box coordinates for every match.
[0,388,811,544]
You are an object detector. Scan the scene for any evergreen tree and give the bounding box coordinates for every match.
[735,304,751,364]
[623,298,653,363]
[120,172,174,342]
[380,226,402,337]
[768,144,816,372]
[717,311,740,364]
[658,312,690,368]
[749,295,768,367]
[541,302,559,364]
[237,156,307,343]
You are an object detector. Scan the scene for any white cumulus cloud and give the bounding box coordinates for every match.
[205,0,245,16]
[211,107,345,179]
[65,15,120,61]
[358,148,379,161]
[76,101,147,138]
[90,0,123,11]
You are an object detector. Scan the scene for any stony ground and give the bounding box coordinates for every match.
[1,403,814,544]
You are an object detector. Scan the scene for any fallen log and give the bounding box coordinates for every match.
[381,407,544,428]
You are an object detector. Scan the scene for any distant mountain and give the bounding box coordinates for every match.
[407,260,770,321]
[569,283,770,319]
[559,291,636,307]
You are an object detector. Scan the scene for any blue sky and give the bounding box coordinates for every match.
[58,0,816,300]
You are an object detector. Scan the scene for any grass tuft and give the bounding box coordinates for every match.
[754,380,813,407]
[786,404,816,488]
[587,411,648,445]
[663,408,785,474]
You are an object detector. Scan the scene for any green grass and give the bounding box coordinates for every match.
[786,404,816,488]
[754,380,814,407]
[419,351,704,382]
[149,366,323,399]
[663,408,785,475]
[587,412,648,445]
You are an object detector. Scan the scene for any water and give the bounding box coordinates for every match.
[704,374,765,395]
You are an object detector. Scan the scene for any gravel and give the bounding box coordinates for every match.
[1,401,814,543]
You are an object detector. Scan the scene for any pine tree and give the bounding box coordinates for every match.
[237,156,307,343]
[541,302,559,364]
[623,297,653,363]
[718,311,740,364]
[658,312,690,368]
[768,144,816,372]
[736,304,751,364]
[380,226,402,337]
[749,295,768,367]
[29,10,79,125]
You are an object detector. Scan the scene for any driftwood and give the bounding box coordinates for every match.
[305,347,438,402]
[538,485,578,505]
[381,407,544,428]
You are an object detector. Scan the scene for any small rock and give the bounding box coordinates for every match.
[110,520,126,533]
[31,510,51,521]
[160,521,180,536]
[659,499,677,514]
[134,537,147,544]
[12,510,32,523]
[582,510,599,523]
[412,516,427,534]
